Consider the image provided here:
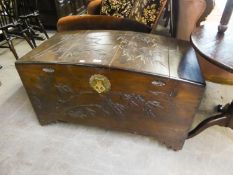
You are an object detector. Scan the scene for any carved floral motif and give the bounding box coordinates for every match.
[53,84,167,119]
[116,34,168,69]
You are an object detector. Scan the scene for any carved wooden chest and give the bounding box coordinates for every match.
[16,30,205,150]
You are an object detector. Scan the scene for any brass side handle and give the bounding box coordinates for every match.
[42,68,55,73]
[152,80,166,87]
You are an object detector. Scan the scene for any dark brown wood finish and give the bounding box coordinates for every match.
[188,102,233,139]
[190,22,233,139]
[191,23,233,74]
[16,30,205,150]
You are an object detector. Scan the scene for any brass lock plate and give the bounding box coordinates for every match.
[89,74,111,94]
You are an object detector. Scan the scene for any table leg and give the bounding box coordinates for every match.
[218,0,233,33]
[188,101,233,139]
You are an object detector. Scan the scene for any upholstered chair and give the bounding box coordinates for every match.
[57,0,215,41]
[57,0,168,33]
[84,0,215,40]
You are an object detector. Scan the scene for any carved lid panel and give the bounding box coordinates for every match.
[18,30,202,83]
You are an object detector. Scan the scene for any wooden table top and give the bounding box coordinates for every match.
[18,30,204,84]
[191,23,233,73]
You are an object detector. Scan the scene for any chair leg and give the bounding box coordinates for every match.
[23,31,35,49]
[23,32,36,49]
[8,40,19,59]
[35,16,49,39]
[18,25,35,49]
[22,19,37,47]
[27,28,37,47]
[2,30,19,60]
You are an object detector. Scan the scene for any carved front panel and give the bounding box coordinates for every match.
[16,63,205,150]
[28,65,172,121]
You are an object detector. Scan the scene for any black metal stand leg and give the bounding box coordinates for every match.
[218,0,233,33]
[187,101,233,139]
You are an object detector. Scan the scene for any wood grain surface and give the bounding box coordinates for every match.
[191,23,233,85]
[18,30,204,84]
[16,30,205,150]
[191,23,233,73]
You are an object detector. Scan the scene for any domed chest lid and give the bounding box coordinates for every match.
[18,30,204,84]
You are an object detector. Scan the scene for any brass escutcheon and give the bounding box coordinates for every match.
[89,74,111,94]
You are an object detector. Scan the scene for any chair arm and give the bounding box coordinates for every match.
[87,0,102,15]
[176,0,215,41]
[57,15,151,33]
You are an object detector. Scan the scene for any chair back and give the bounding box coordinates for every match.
[2,0,17,18]
[71,0,87,14]
[16,0,38,17]
[0,0,16,28]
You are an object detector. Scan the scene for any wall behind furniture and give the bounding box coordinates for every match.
[38,0,87,28]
